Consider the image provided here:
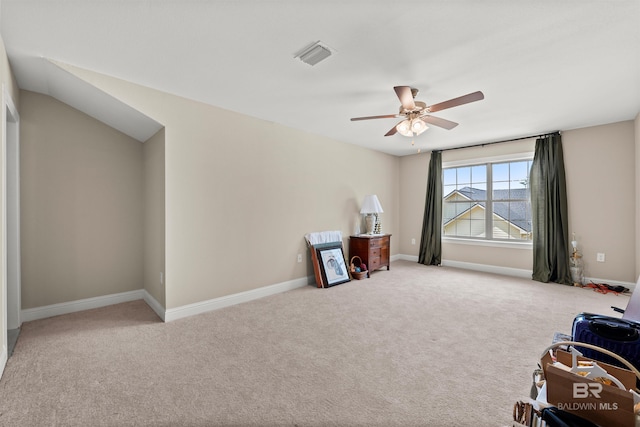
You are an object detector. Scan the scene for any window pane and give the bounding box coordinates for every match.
[510,175,528,196]
[471,182,487,192]
[509,161,528,182]
[511,230,523,239]
[493,163,509,181]
[455,219,471,236]
[443,168,456,186]
[510,201,528,222]
[471,165,486,184]
[470,219,485,237]
[509,186,529,200]
[455,202,473,217]
[443,201,455,223]
[493,182,510,200]
[492,202,509,232]
[457,167,471,186]
[443,201,473,222]
[443,184,456,198]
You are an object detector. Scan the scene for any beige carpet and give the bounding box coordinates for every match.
[0,261,630,426]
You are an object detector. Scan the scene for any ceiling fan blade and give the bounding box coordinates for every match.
[420,115,459,130]
[427,91,484,113]
[394,86,416,111]
[384,121,403,136]
[350,114,401,121]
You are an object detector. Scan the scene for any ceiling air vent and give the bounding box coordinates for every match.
[295,41,333,66]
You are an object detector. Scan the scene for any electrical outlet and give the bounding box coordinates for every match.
[297,254,302,263]
[596,253,605,262]
[411,238,416,245]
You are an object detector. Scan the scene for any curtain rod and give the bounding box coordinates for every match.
[438,131,561,152]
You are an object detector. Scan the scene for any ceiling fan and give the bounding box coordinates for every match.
[350,86,484,137]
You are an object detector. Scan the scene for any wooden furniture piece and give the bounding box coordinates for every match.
[349,234,391,277]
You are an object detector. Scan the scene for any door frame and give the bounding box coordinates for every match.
[1,85,20,376]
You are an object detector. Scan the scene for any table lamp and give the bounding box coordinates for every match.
[360,195,383,235]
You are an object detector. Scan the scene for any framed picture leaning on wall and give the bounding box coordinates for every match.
[315,242,351,287]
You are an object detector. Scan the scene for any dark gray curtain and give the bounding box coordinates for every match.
[418,151,442,266]
[530,133,572,284]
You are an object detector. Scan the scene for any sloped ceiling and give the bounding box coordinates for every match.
[1,1,639,155]
[43,58,162,142]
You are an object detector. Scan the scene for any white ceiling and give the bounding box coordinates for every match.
[1,1,639,156]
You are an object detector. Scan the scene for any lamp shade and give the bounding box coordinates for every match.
[396,118,428,137]
[360,195,384,214]
[410,118,428,135]
[396,119,413,137]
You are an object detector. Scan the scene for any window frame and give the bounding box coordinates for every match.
[442,152,534,247]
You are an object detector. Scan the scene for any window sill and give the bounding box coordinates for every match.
[442,237,533,250]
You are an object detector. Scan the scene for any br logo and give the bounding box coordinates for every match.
[573,382,603,398]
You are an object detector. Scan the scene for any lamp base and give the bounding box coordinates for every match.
[364,214,375,234]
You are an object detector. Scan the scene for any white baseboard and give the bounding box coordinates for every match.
[395,254,532,279]
[21,289,145,323]
[396,255,636,291]
[441,259,532,279]
[396,254,418,262]
[396,255,531,279]
[18,275,315,324]
[142,290,166,322]
[397,253,531,279]
[164,275,313,322]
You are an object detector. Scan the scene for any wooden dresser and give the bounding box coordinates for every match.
[349,234,391,276]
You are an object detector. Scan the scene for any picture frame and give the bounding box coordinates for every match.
[315,242,351,287]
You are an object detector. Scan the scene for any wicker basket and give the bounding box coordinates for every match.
[350,256,368,280]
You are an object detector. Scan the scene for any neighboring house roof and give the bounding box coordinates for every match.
[444,186,531,232]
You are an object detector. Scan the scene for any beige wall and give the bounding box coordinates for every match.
[564,121,636,283]
[20,90,144,308]
[399,151,429,255]
[143,128,166,306]
[57,64,400,309]
[400,123,638,283]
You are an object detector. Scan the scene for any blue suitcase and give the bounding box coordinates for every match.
[572,312,640,372]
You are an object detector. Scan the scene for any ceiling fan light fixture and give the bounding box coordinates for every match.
[411,118,428,135]
[396,118,428,137]
[396,119,413,137]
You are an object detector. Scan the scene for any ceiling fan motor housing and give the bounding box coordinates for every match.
[400,101,427,114]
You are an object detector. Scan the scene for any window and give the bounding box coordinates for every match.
[443,159,532,241]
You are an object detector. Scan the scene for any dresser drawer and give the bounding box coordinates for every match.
[369,257,381,271]
[369,238,384,248]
